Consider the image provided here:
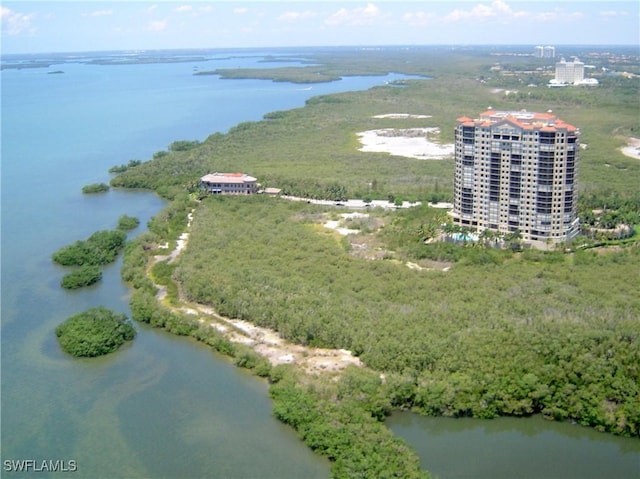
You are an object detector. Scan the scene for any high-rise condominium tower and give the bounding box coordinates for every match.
[554,57,585,84]
[451,109,580,249]
[534,45,555,58]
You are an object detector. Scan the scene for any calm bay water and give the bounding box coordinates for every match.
[388,413,640,479]
[1,49,412,478]
[2,49,638,478]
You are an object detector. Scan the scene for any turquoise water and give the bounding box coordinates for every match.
[1,49,414,477]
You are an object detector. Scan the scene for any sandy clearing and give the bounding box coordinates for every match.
[323,220,359,236]
[357,128,454,160]
[323,212,370,236]
[372,113,432,119]
[620,137,640,160]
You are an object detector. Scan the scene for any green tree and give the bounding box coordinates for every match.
[82,182,109,194]
[60,265,102,289]
[55,307,135,357]
[52,230,127,266]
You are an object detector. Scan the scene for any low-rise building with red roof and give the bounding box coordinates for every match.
[200,172,258,195]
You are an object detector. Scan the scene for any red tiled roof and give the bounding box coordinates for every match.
[459,110,577,133]
[200,172,257,184]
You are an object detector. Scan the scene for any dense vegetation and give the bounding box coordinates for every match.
[113,48,639,202]
[113,47,640,475]
[579,191,640,229]
[270,366,428,479]
[117,214,140,231]
[120,230,429,478]
[169,139,201,152]
[108,159,142,174]
[55,307,136,357]
[175,196,639,436]
[60,265,102,289]
[53,229,127,290]
[52,230,127,266]
[82,182,109,194]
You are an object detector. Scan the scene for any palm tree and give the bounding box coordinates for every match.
[505,229,523,250]
[479,228,497,248]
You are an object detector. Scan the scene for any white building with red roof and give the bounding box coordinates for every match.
[200,172,258,195]
[451,109,580,248]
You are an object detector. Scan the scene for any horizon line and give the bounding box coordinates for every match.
[3,43,638,57]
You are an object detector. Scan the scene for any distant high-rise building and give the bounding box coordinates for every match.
[451,109,580,248]
[534,46,555,58]
[554,57,585,84]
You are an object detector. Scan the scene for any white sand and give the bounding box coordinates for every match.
[323,212,369,236]
[621,137,640,160]
[357,128,454,160]
[168,211,194,264]
[372,113,432,119]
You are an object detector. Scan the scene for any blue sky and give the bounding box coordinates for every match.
[2,1,638,54]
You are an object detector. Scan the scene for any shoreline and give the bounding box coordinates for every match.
[150,206,363,376]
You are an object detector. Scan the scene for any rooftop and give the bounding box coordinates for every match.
[458,109,577,132]
[200,172,257,184]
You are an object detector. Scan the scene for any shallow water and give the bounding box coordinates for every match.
[2,49,411,477]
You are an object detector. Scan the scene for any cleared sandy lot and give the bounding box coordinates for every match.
[357,127,454,160]
[621,137,640,160]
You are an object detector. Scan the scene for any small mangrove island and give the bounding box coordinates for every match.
[82,182,110,194]
[55,307,136,357]
[52,229,127,290]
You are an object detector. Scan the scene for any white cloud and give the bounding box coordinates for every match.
[402,11,437,27]
[278,10,317,22]
[82,10,113,18]
[399,1,589,34]
[234,7,249,15]
[531,9,583,23]
[147,19,167,32]
[325,2,381,26]
[445,0,514,22]
[1,6,36,35]
[600,10,629,17]
[145,5,158,14]
[175,5,192,14]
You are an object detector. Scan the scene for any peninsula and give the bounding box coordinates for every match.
[113,47,640,477]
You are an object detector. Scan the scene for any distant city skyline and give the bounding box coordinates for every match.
[2,1,638,54]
